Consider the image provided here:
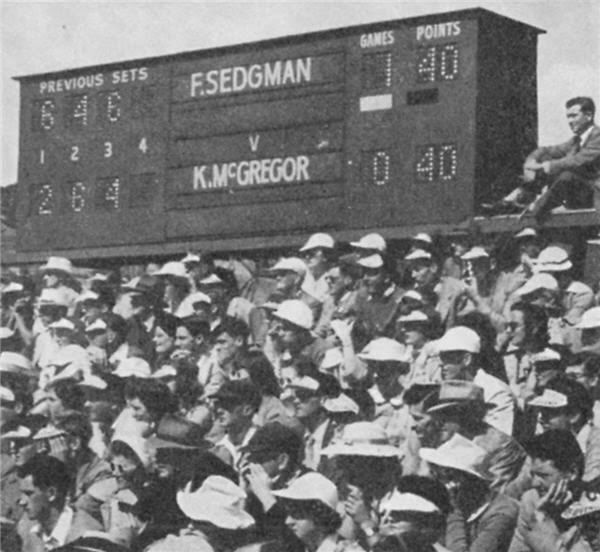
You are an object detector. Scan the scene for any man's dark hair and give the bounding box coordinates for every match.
[213,316,249,342]
[18,454,71,503]
[583,355,600,379]
[547,376,594,424]
[404,384,440,407]
[46,378,85,412]
[55,411,93,448]
[295,360,341,398]
[566,97,595,118]
[525,429,584,475]
[124,378,177,423]
[178,316,211,339]
[396,475,452,515]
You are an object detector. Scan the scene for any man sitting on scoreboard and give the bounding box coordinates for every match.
[485,96,600,221]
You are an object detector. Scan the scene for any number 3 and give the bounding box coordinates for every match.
[104,141,113,158]
[70,146,80,162]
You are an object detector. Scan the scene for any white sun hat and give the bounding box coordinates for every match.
[419,433,492,480]
[320,347,344,371]
[562,492,600,520]
[461,246,489,261]
[0,385,15,404]
[152,365,177,379]
[357,254,384,270]
[85,319,108,333]
[273,299,313,330]
[299,233,335,252]
[379,489,440,515]
[49,318,76,331]
[436,326,481,354]
[404,249,432,262]
[397,310,429,324]
[515,273,559,296]
[528,389,568,409]
[39,288,69,307]
[0,352,34,376]
[40,256,73,274]
[78,374,108,390]
[412,233,433,245]
[270,257,308,275]
[323,393,359,415]
[157,261,188,279]
[181,252,201,264]
[77,290,100,303]
[1,282,24,294]
[566,281,593,295]
[1,426,32,440]
[113,357,152,379]
[0,327,15,339]
[176,476,255,529]
[188,291,212,306]
[576,307,600,330]
[273,472,338,512]
[531,348,562,363]
[514,227,538,239]
[535,246,572,272]
[358,338,411,363]
[402,290,424,303]
[350,233,387,253]
[321,422,400,457]
[110,433,153,468]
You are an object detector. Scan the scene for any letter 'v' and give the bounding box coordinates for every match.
[249,134,260,152]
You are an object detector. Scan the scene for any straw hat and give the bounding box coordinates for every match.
[321,422,400,457]
[273,472,338,512]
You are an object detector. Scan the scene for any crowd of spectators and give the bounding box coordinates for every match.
[2,225,600,552]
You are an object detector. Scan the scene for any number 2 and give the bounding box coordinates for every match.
[70,146,80,162]
[104,141,113,158]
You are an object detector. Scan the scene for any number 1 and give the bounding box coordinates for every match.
[40,149,45,164]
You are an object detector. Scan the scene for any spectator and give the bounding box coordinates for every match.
[299,233,336,302]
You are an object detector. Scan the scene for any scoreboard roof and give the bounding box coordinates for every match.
[13,7,543,82]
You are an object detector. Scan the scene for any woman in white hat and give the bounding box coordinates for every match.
[39,256,80,316]
[273,472,364,552]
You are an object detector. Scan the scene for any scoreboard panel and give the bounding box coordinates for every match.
[14,8,542,258]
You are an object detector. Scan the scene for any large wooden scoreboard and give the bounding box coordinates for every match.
[14,8,542,261]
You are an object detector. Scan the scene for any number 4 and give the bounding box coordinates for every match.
[139,137,148,154]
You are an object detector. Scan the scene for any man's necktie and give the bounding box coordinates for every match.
[573,135,581,154]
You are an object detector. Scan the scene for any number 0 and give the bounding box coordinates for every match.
[139,137,148,154]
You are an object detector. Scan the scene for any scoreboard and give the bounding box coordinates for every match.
[14,8,542,259]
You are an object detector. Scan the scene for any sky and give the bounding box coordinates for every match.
[2,0,599,187]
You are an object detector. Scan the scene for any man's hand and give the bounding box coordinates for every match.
[345,484,371,525]
[536,480,573,513]
[243,463,276,510]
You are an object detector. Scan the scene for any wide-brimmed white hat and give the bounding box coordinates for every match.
[535,246,572,272]
[576,307,600,330]
[78,375,108,390]
[270,257,307,276]
[531,348,562,363]
[562,492,600,520]
[321,347,343,371]
[322,422,400,457]
[514,227,538,239]
[323,393,359,414]
[113,357,151,379]
[402,290,424,303]
[157,261,188,280]
[359,338,410,363]
[176,476,254,529]
[350,233,386,253]
[0,385,15,404]
[273,472,338,511]
[152,365,177,379]
[49,318,76,331]
[181,252,201,264]
[111,433,153,468]
[39,288,69,307]
[40,257,73,275]
[436,326,481,354]
[419,434,491,480]
[85,319,108,333]
[404,249,432,262]
[380,490,440,515]
[1,425,32,440]
[188,291,212,306]
[77,290,100,303]
[461,247,489,261]
[0,352,34,376]
[528,389,568,409]
[397,310,429,324]
[299,233,335,252]
[515,273,559,296]
[1,282,24,294]
[357,254,384,269]
[412,233,432,245]
[273,299,313,330]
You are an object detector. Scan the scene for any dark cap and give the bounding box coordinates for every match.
[243,422,303,462]
[148,414,210,450]
[121,274,162,299]
[209,380,261,411]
